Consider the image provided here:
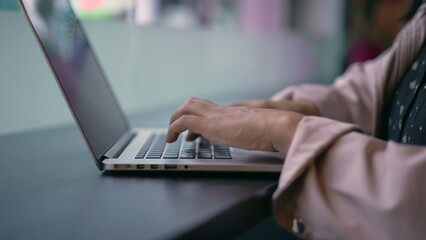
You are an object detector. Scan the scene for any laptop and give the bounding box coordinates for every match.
[19,0,284,172]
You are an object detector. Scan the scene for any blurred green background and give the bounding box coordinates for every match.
[0,0,407,136]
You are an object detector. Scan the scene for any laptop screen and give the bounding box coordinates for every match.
[20,0,130,159]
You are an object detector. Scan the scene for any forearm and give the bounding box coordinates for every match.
[291,99,320,116]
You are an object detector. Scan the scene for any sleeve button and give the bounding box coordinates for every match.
[292,218,305,234]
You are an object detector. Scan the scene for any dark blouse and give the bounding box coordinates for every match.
[385,42,426,145]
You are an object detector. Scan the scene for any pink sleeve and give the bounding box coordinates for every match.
[271,5,426,239]
[273,116,426,239]
[271,5,425,134]
[270,56,388,133]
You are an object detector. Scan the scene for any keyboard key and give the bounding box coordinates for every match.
[135,134,156,158]
[147,153,162,156]
[183,149,195,152]
[213,143,231,159]
[135,134,232,160]
[198,152,212,159]
[180,154,195,159]
[214,152,229,156]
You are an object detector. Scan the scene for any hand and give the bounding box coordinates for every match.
[231,99,319,116]
[167,97,304,154]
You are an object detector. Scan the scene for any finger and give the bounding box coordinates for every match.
[229,102,243,107]
[230,100,263,108]
[229,100,252,107]
[167,115,203,143]
[186,131,200,141]
[229,103,244,107]
[169,97,210,125]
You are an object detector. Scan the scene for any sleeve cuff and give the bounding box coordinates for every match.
[272,116,362,232]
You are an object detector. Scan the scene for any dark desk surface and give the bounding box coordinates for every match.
[0,107,280,240]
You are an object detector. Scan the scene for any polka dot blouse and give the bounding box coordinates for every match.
[385,42,426,145]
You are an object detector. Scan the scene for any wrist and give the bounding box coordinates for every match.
[295,100,319,116]
[268,111,304,154]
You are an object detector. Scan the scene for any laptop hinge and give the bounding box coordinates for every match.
[103,131,136,159]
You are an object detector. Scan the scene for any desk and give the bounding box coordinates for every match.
[0,108,290,240]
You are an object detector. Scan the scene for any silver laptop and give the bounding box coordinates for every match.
[19,0,284,172]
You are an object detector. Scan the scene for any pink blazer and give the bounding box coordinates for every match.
[271,4,426,239]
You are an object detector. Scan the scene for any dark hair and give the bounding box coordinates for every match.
[401,0,424,21]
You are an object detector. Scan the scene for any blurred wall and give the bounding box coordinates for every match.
[0,9,343,136]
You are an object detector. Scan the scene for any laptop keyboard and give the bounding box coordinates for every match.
[135,133,232,160]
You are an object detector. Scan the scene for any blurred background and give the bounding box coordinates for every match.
[0,0,408,135]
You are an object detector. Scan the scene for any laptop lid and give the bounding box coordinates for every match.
[19,0,130,169]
